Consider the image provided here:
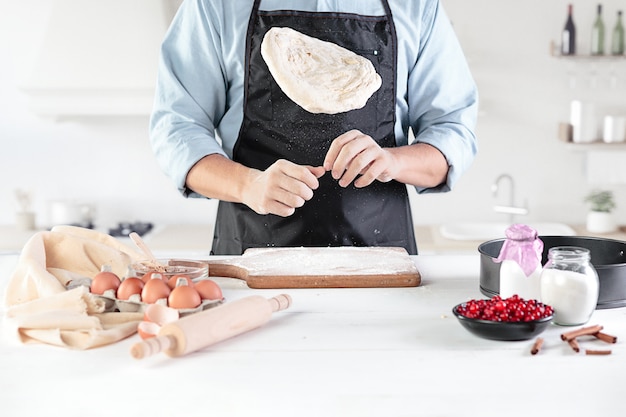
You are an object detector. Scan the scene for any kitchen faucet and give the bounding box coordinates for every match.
[491,173,528,224]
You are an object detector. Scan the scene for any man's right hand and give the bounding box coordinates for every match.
[242,159,325,217]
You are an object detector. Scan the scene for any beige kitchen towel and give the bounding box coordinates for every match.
[2,226,145,349]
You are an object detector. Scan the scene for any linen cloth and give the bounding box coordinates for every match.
[2,226,145,349]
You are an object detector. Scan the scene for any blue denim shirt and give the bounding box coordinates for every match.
[149,0,478,198]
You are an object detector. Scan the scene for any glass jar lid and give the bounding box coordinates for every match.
[547,246,591,262]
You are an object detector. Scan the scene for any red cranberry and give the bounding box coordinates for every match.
[456,295,553,322]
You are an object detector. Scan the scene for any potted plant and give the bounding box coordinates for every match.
[584,189,617,233]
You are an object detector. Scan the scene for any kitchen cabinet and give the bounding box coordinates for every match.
[13,0,181,118]
[0,223,215,254]
[3,223,624,255]
[416,224,626,254]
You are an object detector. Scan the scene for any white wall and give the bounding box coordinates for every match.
[1,0,625,232]
[413,0,626,225]
[0,0,216,230]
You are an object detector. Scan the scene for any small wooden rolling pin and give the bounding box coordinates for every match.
[130,294,292,359]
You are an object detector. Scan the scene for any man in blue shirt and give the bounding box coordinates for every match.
[149,0,478,255]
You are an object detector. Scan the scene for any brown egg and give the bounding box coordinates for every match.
[167,274,194,290]
[91,270,122,295]
[141,278,171,304]
[116,277,145,301]
[168,285,202,309]
[141,271,165,283]
[194,279,223,300]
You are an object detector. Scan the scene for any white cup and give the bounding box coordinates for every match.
[603,115,626,143]
[570,100,598,143]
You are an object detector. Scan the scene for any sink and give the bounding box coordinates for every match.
[439,222,576,241]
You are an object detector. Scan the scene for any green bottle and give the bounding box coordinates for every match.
[591,4,605,55]
[612,11,624,55]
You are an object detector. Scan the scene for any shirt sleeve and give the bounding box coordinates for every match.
[149,0,229,198]
[408,1,479,194]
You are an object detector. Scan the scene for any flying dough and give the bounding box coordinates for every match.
[260,27,382,115]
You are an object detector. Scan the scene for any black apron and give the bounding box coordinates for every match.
[212,0,417,255]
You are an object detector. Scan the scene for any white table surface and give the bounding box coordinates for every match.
[1,252,625,417]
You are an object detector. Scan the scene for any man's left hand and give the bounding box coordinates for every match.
[323,129,396,188]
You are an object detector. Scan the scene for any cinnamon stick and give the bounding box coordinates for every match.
[593,332,618,344]
[567,338,580,353]
[560,325,603,341]
[531,337,544,355]
[585,349,612,355]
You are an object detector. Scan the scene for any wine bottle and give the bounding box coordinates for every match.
[611,11,624,55]
[561,4,576,55]
[591,4,605,55]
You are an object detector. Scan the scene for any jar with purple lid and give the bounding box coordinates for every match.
[494,224,544,300]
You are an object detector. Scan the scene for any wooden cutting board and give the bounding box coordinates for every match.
[206,246,420,288]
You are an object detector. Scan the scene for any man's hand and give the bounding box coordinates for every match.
[323,130,397,188]
[242,159,325,217]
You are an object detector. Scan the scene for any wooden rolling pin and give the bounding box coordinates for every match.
[130,294,292,359]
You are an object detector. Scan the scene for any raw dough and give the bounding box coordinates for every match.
[235,246,417,276]
[261,27,382,114]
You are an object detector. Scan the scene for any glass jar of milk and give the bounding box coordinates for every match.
[540,246,599,326]
[496,224,544,301]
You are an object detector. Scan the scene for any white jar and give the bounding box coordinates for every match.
[540,246,599,326]
[500,260,543,300]
[496,224,544,301]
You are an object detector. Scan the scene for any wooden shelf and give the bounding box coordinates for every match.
[553,54,626,61]
[564,141,626,151]
[549,43,626,61]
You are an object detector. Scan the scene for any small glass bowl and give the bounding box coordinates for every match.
[131,258,209,280]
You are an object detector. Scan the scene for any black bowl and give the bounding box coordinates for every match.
[452,304,552,341]
[479,235,626,309]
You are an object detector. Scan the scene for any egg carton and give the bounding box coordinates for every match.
[94,290,224,316]
[65,278,223,317]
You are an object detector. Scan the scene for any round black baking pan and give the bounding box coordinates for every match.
[478,235,626,309]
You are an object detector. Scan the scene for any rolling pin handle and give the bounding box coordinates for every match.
[130,335,176,360]
[269,294,292,312]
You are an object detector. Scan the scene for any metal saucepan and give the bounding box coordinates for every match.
[478,235,626,309]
